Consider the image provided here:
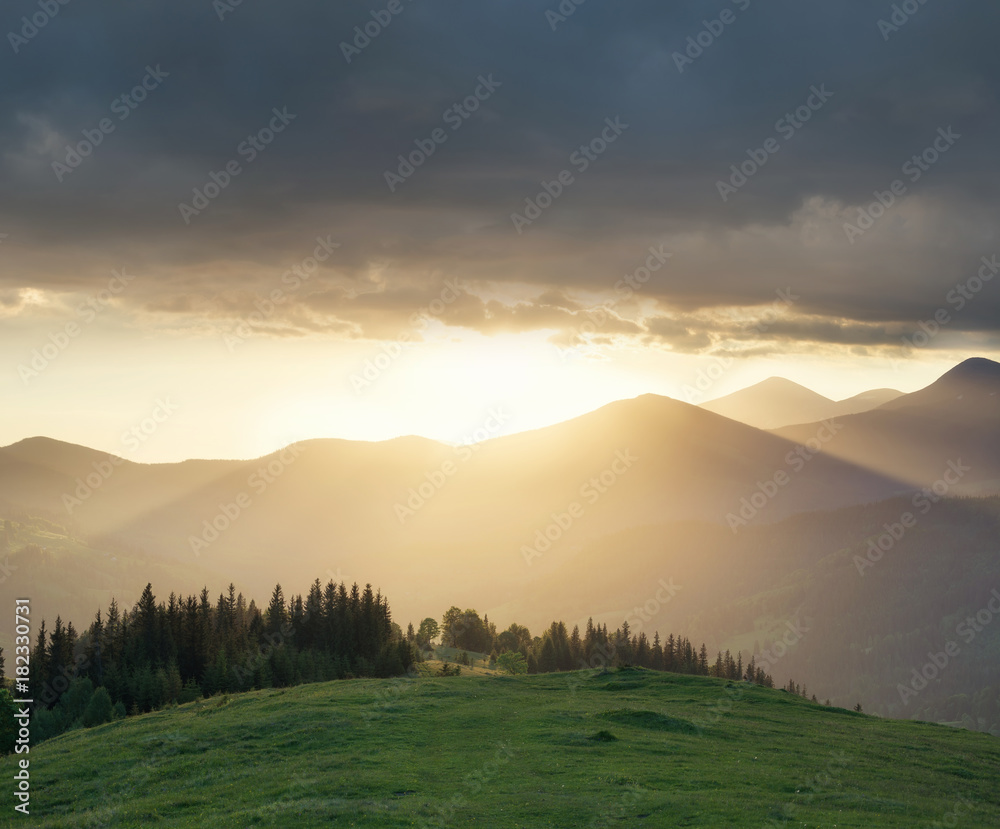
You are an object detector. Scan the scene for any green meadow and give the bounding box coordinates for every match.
[4,667,999,828]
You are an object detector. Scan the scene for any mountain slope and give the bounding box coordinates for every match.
[701,377,838,429]
[0,514,221,663]
[829,387,904,417]
[774,357,1000,489]
[0,396,907,627]
[881,356,1000,412]
[499,495,1000,733]
[3,360,999,739]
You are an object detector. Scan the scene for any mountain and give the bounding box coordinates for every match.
[700,377,836,429]
[0,394,907,632]
[831,387,905,416]
[2,359,998,732]
[774,357,1000,490]
[881,356,1000,412]
[3,360,993,635]
[0,514,212,658]
[700,377,903,429]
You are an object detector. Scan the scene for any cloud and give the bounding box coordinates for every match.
[1,0,998,354]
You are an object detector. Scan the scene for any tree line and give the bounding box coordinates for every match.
[423,606,798,689]
[15,578,416,744]
[1,587,828,751]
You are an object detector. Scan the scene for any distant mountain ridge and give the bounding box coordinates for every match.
[0,358,997,633]
[2,358,999,734]
[880,356,1000,412]
[700,377,903,429]
[775,357,1000,490]
[0,388,913,631]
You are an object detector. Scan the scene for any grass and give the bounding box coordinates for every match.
[3,667,999,827]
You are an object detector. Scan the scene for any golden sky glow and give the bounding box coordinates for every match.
[2,304,980,461]
[3,4,999,461]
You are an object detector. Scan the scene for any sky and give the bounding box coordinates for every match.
[2,0,998,461]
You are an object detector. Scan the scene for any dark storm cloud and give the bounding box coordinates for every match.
[2,0,998,348]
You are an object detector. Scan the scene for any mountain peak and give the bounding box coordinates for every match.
[0,436,130,476]
[939,357,1000,382]
[882,357,1000,412]
[708,376,831,403]
[758,376,813,389]
[700,377,835,429]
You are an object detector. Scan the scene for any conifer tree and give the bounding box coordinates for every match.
[266,584,286,634]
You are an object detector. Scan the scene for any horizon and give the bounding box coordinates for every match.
[4,2,999,465]
[1,356,974,462]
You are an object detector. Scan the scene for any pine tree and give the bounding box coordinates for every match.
[266,584,286,635]
[197,589,212,678]
[290,594,305,645]
[651,632,664,672]
[105,598,120,661]
[136,583,158,666]
[539,636,557,673]
[30,620,50,702]
[304,579,323,650]
[584,617,596,662]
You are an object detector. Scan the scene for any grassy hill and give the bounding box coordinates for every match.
[4,668,998,827]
